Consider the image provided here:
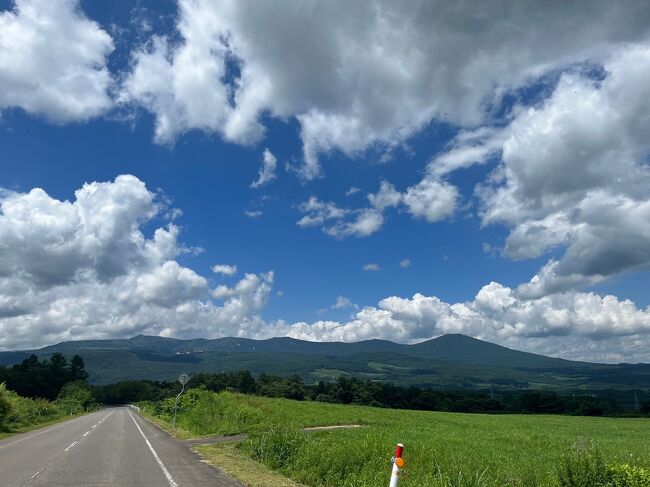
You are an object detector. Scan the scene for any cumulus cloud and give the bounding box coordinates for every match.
[422,43,650,296]
[0,176,273,350]
[0,0,114,121]
[299,175,460,239]
[212,264,237,276]
[403,177,458,223]
[399,259,411,268]
[367,181,401,210]
[250,148,277,188]
[279,282,650,363]
[3,177,650,361]
[363,263,380,272]
[121,0,650,177]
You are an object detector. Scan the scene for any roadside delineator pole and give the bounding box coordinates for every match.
[389,443,405,487]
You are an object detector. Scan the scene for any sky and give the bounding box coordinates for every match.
[1,0,650,362]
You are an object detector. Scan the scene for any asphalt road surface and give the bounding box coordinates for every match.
[0,407,242,486]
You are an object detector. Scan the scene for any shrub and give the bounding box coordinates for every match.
[557,439,608,486]
[0,383,13,429]
[57,381,97,413]
[606,464,650,487]
[557,440,650,487]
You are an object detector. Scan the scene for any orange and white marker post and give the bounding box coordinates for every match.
[389,443,405,487]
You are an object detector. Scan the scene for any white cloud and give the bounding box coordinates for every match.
[399,259,411,268]
[363,263,380,272]
[345,187,361,197]
[250,148,277,188]
[332,296,356,310]
[244,210,263,218]
[121,0,650,177]
[324,209,384,239]
[430,127,507,177]
[212,264,237,276]
[296,197,348,228]
[0,176,273,350]
[278,282,650,363]
[318,295,358,314]
[211,272,274,309]
[442,43,650,296]
[297,194,387,238]
[0,0,114,121]
[367,181,401,210]
[3,178,650,362]
[299,175,459,239]
[120,0,233,144]
[403,177,458,223]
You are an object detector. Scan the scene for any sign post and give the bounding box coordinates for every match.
[389,443,404,487]
[172,373,189,429]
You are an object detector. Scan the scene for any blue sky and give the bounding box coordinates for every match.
[2,0,650,362]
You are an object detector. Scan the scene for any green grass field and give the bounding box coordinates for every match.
[142,390,650,486]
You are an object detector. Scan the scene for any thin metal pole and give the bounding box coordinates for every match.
[172,382,185,429]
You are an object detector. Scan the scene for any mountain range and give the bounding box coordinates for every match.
[1,334,648,392]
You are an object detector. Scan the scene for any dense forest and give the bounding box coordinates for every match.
[92,371,650,417]
[0,353,89,400]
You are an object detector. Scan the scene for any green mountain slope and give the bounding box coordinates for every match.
[1,334,648,390]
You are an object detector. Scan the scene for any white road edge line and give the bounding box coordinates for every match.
[83,431,90,437]
[127,409,178,487]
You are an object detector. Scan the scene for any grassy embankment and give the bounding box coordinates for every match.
[140,389,650,487]
[0,383,92,439]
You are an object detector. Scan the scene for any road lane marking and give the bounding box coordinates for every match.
[64,441,78,452]
[62,410,114,453]
[0,414,91,449]
[128,410,178,487]
[92,424,97,428]
[30,467,45,480]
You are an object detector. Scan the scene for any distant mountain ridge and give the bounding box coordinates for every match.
[7,333,587,366]
[1,334,648,392]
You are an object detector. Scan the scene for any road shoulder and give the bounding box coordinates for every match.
[132,409,244,486]
[0,411,88,441]
[195,442,306,487]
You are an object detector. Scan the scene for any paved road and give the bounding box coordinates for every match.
[0,407,242,487]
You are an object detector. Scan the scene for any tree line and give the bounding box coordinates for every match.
[93,371,650,416]
[0,353,89,400]
[0,354,96,432]
[3,357,646,417]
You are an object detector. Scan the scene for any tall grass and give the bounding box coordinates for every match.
[557,439,650,487]
[0,382,93,433]
[241,429,494,487]
[142,389,650,486]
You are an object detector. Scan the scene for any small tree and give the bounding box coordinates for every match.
[57,381,96,412]
[0,383,13,429]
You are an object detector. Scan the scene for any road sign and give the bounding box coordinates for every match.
[178,373,189,385]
